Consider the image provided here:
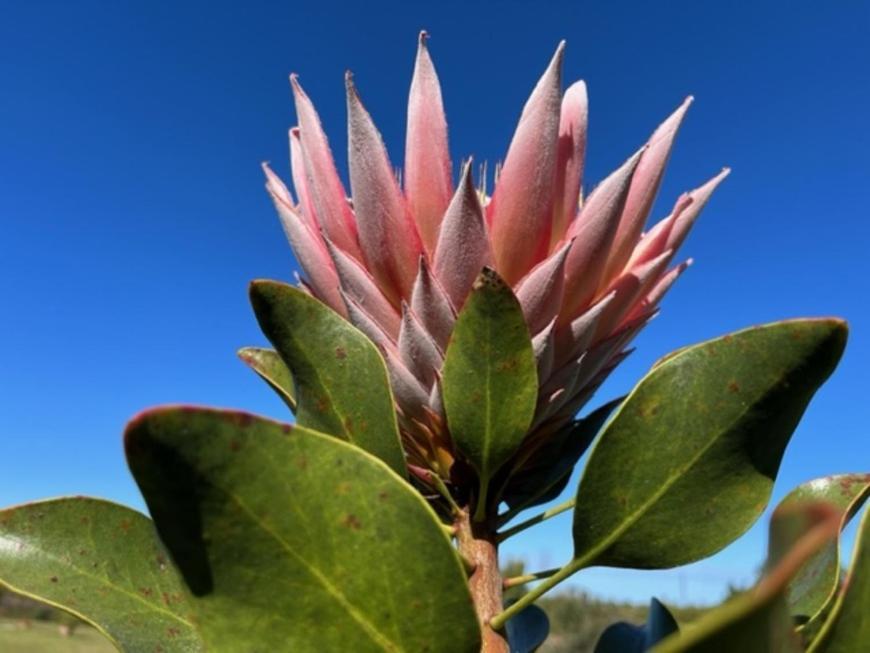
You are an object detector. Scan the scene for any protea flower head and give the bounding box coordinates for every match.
[263,32,728,490]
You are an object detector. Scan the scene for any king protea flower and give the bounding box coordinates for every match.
[263,33,728,484]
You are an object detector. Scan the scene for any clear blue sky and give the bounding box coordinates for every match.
[2,1,868,605]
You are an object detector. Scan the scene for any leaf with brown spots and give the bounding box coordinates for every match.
[249,280,405,477]
[0,498,203,652]
[654,501,840,653]
[125,406,480,653]
[571,319,847,570]
[774,473,870,645]
[441,268,537,518]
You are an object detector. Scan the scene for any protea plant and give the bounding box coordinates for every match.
[262,32,728,511]
[0,33,865,653]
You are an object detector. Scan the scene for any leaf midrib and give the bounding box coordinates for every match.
[576,365,787,565]
[0,533,195,629]
[221,485,404,653]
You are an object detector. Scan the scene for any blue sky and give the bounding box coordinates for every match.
[1,1,868,605]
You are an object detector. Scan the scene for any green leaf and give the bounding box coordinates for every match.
[573,319,847,569]
[594,598,679,652]
[652,502,840,653]
[0,498,203,652]
[125,407,480,653]
[807,506,870,652]
[249,280,405,476]
[237,346,296,411]
[442,268,537,516]
[773,474,870,640]
[504,601,549,653]
[501,398,623,513]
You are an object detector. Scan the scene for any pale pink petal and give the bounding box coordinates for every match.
[433,161,492,310]
[555,290,617,365]
[531,319,557,383]
[410,258,456,350]
[550,80,588,248]
[665,168,731,252]
[540,354,582,402]
[398,303,443,388]
[594,250,672,339]
[342,291,397,351]
[601,97,693,284]
[263,159,295,207]
[290,75,362,260]
[428,376,444,415]
[515,240,572,335]
[625,259,693,322]
[561,147,644,320]
[346,72,423,302]
[289,127,318,231]
[552,349,633,422]
[324,237,401,338]
[625,193,692,269]
[487,42,565,285]
[405,31,453,255]
[263,164,345,316]
[382,345,431,418]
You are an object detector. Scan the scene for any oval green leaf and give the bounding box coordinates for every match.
[0,497,203,652]
[124,406,480,653]
[573,319,847,569]
[442,268,537,516]
[808,506,870,652]
[249,279,405,476]
[653,502,840,653]
[594,598,679,653]
[237,346,297,411]
[504,601,549,653]
[774,473,870,639]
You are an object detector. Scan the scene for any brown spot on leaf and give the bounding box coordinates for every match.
[230,412,254,428]
[335,346,347,359]
[728,381,740,393]
[167,627,180,638]
[497,358,518,372]
[119,519,132,533]
[50,576,58,583]
[140,587,153,597]
[229,440,241,452]
[378,491,390,501]
[342,514,362,530]
[336,481,352,495]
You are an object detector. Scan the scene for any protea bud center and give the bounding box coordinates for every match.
[263,32,728,501]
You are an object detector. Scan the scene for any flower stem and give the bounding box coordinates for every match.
[455,508,509,653]
[496,498,575,542]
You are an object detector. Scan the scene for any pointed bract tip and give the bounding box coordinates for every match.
[473,266,506,291]
[459,158,475,183]
[418,30,429,45]
[719,166,732,178]
[549,40,567,71]
[344,70,358,96]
